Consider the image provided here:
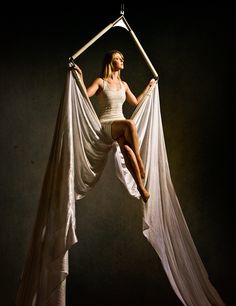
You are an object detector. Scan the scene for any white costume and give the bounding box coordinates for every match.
[98,79,126,139]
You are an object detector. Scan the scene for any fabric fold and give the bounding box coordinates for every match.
[16,71,225,306]
[131,84,225,306]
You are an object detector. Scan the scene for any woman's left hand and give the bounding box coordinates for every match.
[149,78,157,87]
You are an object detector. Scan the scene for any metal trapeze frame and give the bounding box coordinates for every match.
[69,6,158,80]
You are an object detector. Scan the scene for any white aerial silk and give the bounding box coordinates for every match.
[16,70,225,306]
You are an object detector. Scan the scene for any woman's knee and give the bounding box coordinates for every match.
[125,119,137,135]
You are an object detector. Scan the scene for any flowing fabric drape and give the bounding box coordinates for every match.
[16,71,225,306]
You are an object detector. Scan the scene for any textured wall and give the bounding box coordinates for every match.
[0,4,234,306]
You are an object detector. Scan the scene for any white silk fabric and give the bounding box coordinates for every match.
[16,71,225,306]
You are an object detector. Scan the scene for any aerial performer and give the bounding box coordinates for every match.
[16,12,226,306]
[72,49,156,203]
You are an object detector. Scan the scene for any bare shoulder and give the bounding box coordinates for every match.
[121,80,129,91]
[93,77,103,85]
[88,77,103,90]
[87,77,104,97]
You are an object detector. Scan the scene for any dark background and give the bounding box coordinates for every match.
[0,2,234,306]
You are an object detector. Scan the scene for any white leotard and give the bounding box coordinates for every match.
[97,79,126,139]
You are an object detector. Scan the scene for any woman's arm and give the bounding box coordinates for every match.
[124,79,157,106]
[136,79,157,103]
[86,78,103,97]
[72,64,102,97]
[123,82,138,106]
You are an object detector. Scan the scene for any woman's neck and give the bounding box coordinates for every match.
[109,71,119,80]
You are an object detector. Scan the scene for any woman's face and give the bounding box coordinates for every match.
[112,53,124,71]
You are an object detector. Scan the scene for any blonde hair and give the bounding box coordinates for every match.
[101,50,124,79]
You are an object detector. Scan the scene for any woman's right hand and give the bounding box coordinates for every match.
[73,64,83,77]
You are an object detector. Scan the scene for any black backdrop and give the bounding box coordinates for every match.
[0,3,234,306]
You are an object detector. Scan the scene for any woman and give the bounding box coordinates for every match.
[73,50,156,202]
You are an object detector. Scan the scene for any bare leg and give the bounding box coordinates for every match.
[112,120,145,179]
[112,121,150,203]
[117,136,149,202]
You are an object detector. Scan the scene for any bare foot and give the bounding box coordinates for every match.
[139,187,150,203]
[142,190,150,203]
